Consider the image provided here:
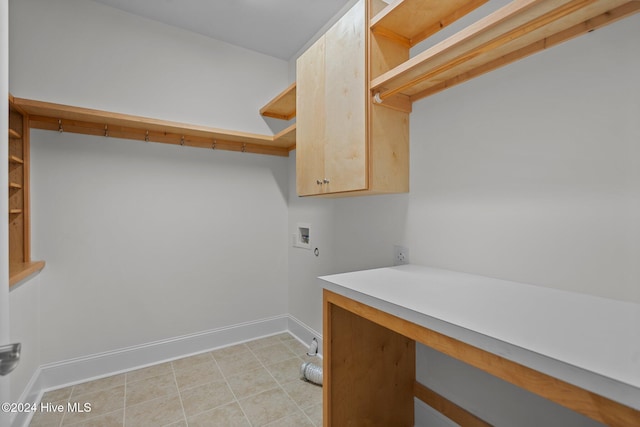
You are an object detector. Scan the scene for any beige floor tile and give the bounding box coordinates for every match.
[263,409,314,427]
[187,402,250,427]
[226,367,279,400]
[245,335,287,351]
[171,352,213,371]
[214,349,262,378]
[124,395,184,427]
[126,362,173,384]
[303,404,323,427]
[125,372,178,407]
[41,386,73,404]
[281,338,309,357]
[33,336,322,427]
[62,385,125,425]
[70,375,125,398]
[63,409,123,427]
[281,379,322,409]
[179,380,235,418]
[173,361,224,391]
[29,409,65,427]
[253,343,297,366]
[265,357,304,385]
[211,343,250,360]
[238,388,299,427]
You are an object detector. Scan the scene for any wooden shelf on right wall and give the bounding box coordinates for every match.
[370,0,640,106]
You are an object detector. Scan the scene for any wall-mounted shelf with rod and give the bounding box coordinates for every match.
[9,182,22,190]
[9,155,24,164]
[370,0,640,106]
[9,128,21,139]
[259,82,297,121]
[12,97,295,157]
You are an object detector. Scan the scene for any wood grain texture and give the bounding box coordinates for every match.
[414,382,492,427]
[13,98,292,156]
[273,123,296,149]
[371,0,488,47]
[9,261,46,287]
[371,0,638,103]
[296,35,327,195]
[409,1,640,102]
[324,290,640,427]
[324,291,415,427]
[323,0,368,194]
[260,82,297,120]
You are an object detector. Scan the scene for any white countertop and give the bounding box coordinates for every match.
[319,264,640,410]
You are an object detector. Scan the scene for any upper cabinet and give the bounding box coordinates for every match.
[295,0,639,197]
[296,0,409,197]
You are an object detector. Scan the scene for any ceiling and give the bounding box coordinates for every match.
[92,0,352,60]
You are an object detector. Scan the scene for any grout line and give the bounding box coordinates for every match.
[248,333,320,426]
[123,373,127,427]
[210,347,254,426]
[170,361,189,426]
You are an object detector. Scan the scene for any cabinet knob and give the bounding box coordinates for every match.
[323,179,330,184]
[316,180,323,185]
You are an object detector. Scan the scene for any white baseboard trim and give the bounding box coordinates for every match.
[12,314,320,427]
[287,314,323,357]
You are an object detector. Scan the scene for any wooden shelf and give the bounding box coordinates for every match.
[259,82,296,120]
[9,182,22,190]
[12,98,294,157]
[273,123,296,151]
[371,0,640,104]
[9,209,23,214]
[9,155,24,164]
[9,261,46,288]
[9,128,21,139]
[370,0,487,47]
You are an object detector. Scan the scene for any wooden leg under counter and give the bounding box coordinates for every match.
[323,290,415,427]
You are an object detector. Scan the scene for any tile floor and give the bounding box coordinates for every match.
[29,333,322,427]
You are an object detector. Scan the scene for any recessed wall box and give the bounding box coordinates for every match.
[294,223,311,249]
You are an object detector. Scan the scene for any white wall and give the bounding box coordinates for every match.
[287,10,640,427]
[9,0,288,134]
[8,0,290,397]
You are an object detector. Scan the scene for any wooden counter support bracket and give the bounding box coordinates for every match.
[323,289,640,427]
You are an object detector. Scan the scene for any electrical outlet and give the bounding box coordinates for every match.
[394,245,409,265]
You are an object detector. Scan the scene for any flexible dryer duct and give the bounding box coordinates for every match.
[300,361,323,386]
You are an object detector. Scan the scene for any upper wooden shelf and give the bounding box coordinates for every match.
[371,0,640,104]
[12,97,296,157]
[370,0,487,47]
[260,82,296,121]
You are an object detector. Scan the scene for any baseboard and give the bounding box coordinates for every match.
[11,367,44,427]
[11,314,320,427]
[287,314,323,357]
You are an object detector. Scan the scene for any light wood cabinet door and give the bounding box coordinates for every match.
[296,0,367,196]
[296,36,326,196]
